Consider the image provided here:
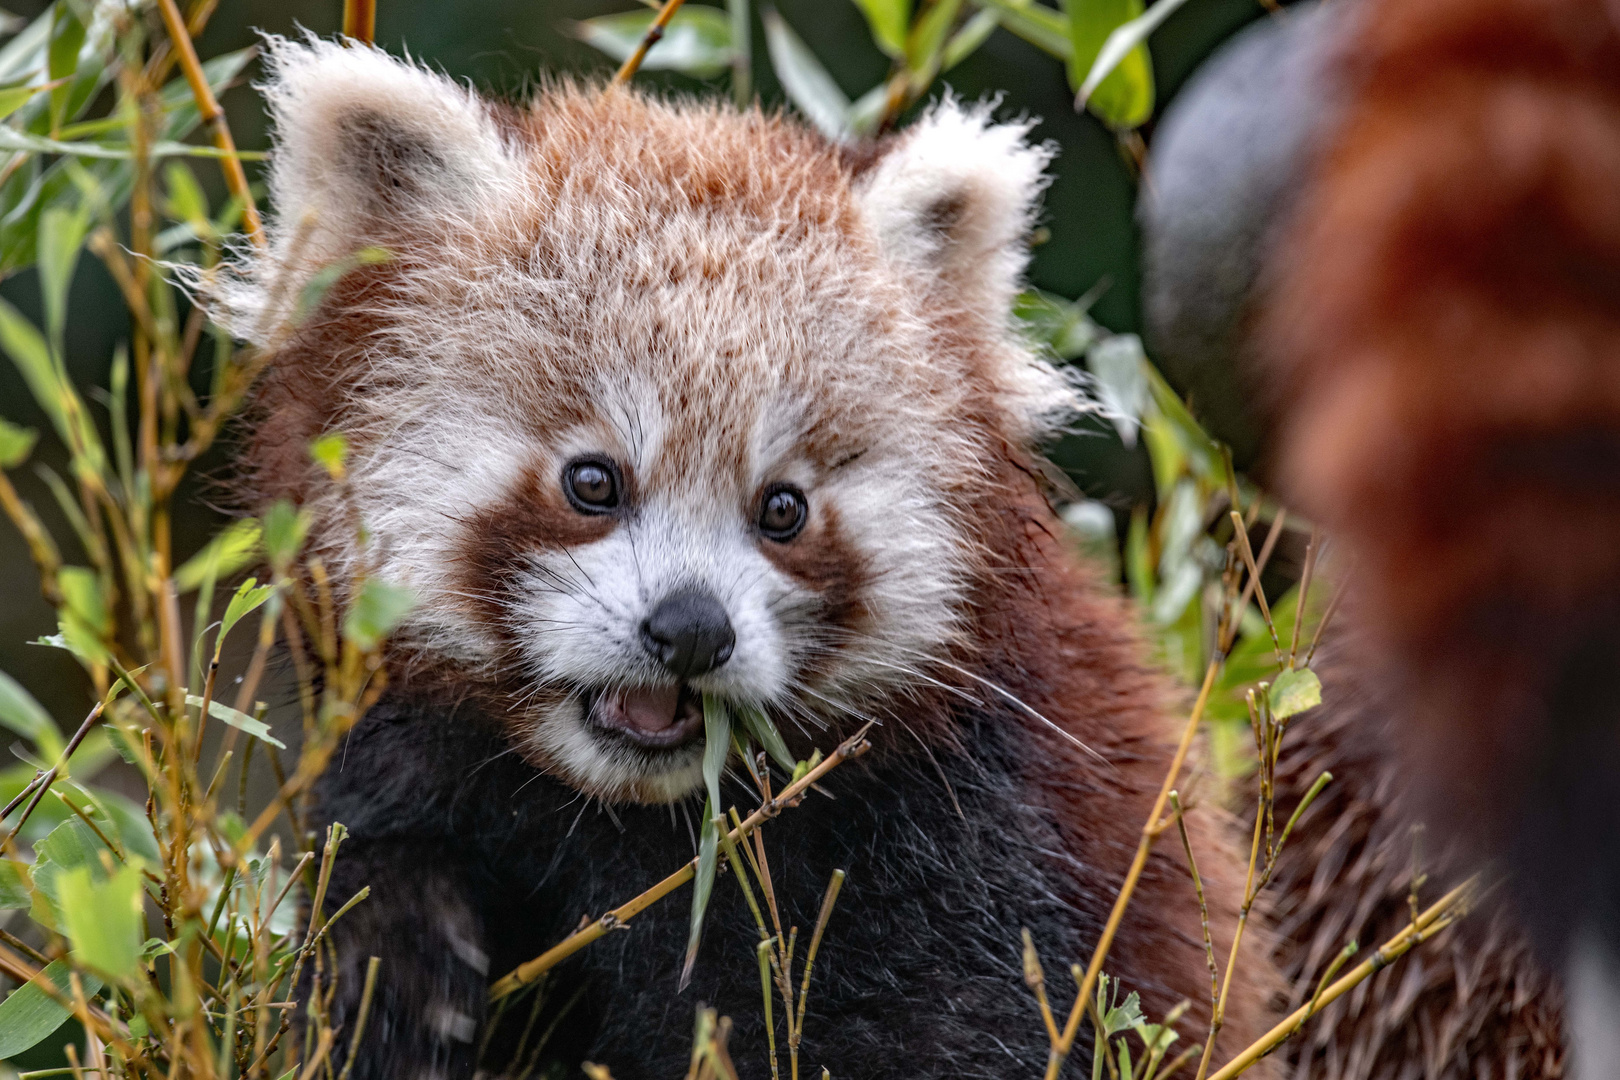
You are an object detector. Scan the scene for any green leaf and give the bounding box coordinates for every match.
[1087,333,1149,446]
[1269,667,1322,720]
[0,670,63,760]
[1078,0,1197,107]
[0,79,53,121]
[0,959,103,1059]
[1062,0,1153,129]
[57,565,108,635]
[262,500,310,572]
[173,518,262,594]
[974,0,1071,59]
[943,9,1000,71]
[0,295,65,440]
[0,858,31,908]
[220,577,275,642]
[736,704,795,774]
[684,696,733,987]
[184,695,286,750]
[851,0,911,58]
[46,1,84,134]
[164,160,208,229]
[310,431,347,478]
[761,8,851,140]
[293,245,391,325]
[59,861,143,980]
[570,8,735,79]
[1015,289,1102,359]
[0,416,36,466]
[37,201,88,349]
[342,578,416,652]
[905,0,962,74]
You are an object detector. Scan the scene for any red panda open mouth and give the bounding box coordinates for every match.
[586,684,705,749]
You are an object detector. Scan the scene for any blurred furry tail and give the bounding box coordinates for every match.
[1258,0,1620,964]
[1266,653,1565,1079]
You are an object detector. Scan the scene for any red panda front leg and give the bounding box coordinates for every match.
[301,840,489,1080]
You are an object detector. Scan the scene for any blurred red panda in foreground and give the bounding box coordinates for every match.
[1148,0,1620,1074]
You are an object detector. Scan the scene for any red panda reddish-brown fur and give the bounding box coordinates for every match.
[1260,0,1620,954]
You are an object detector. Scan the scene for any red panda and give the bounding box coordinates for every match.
[216,27,1562,1079]
[219,38,1279,1078]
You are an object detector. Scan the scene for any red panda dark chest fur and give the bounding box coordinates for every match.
[226,31,1542,1080]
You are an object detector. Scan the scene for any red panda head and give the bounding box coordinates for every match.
[222,37,1075,803]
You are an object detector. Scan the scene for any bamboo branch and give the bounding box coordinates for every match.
[612,0,689,83]
[343,0,377,46]
[155,0,265,249]
[489,727,871,1001]
[1204,880,1475,1079]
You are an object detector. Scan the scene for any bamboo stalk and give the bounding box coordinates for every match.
[1204,880,1474,1080]
[155,0,265,249]
[1044,659,1221,1080]
[612,0,689,83]
[343,0,376,46]
[489,728,871,1001]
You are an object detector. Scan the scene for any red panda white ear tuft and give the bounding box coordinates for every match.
[858,100,1078,444]
[258,35,522,250]
[857,99,1052,320]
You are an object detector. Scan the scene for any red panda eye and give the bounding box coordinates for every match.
[758,486,807,541]
[564,459,620,513]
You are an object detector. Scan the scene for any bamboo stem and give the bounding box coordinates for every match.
[343,0,376,46]
[155,0,265,249]
[612,0,689,83]
[489,728,871,1001]
[1204,880,1474,1080]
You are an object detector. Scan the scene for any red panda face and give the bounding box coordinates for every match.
[223,38,1075,803]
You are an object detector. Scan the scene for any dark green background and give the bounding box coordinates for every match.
[0,0,1274,724]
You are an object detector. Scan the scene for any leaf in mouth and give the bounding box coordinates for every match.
[737,703,797,774]
[681,694,733,989]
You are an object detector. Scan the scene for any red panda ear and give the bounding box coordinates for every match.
[856,100,1051,323]
[257,36,523,250]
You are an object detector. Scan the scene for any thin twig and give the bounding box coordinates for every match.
[613,0,689,83]
[155,0,264,248]
[489,727,872,1000]
[1204,880,1475,1079]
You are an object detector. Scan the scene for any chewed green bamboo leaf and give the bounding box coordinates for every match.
[683,696,734,988]
[737,703,796,774]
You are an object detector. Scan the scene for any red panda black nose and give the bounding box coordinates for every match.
[640,589,736,679]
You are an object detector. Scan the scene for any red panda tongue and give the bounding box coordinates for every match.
[616,686,683,733]
[590,686,704,747]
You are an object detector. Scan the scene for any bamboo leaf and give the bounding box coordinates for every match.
[0,959,103,1058]
[851,0,910,58]
[1062,0,1153,129]
[1078,0,1197,107]
[1269,667,1322,720]
[683,696,734,987]
[570,8,735,79]
[184,696,286,750]
[37,201,88,350]
[173,518,262,593]
[343,578,416,652]
[0,416,36,466]
[737,704,796,773]
[761,8,851,140]
[220,577,275,641]
[262,499,310,572]
[0,858,31,908]
[59,861,144,981]
[974,0,1071,59]
[0,670,63,760]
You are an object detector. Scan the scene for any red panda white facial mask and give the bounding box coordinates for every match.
[218,36,1076,803]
